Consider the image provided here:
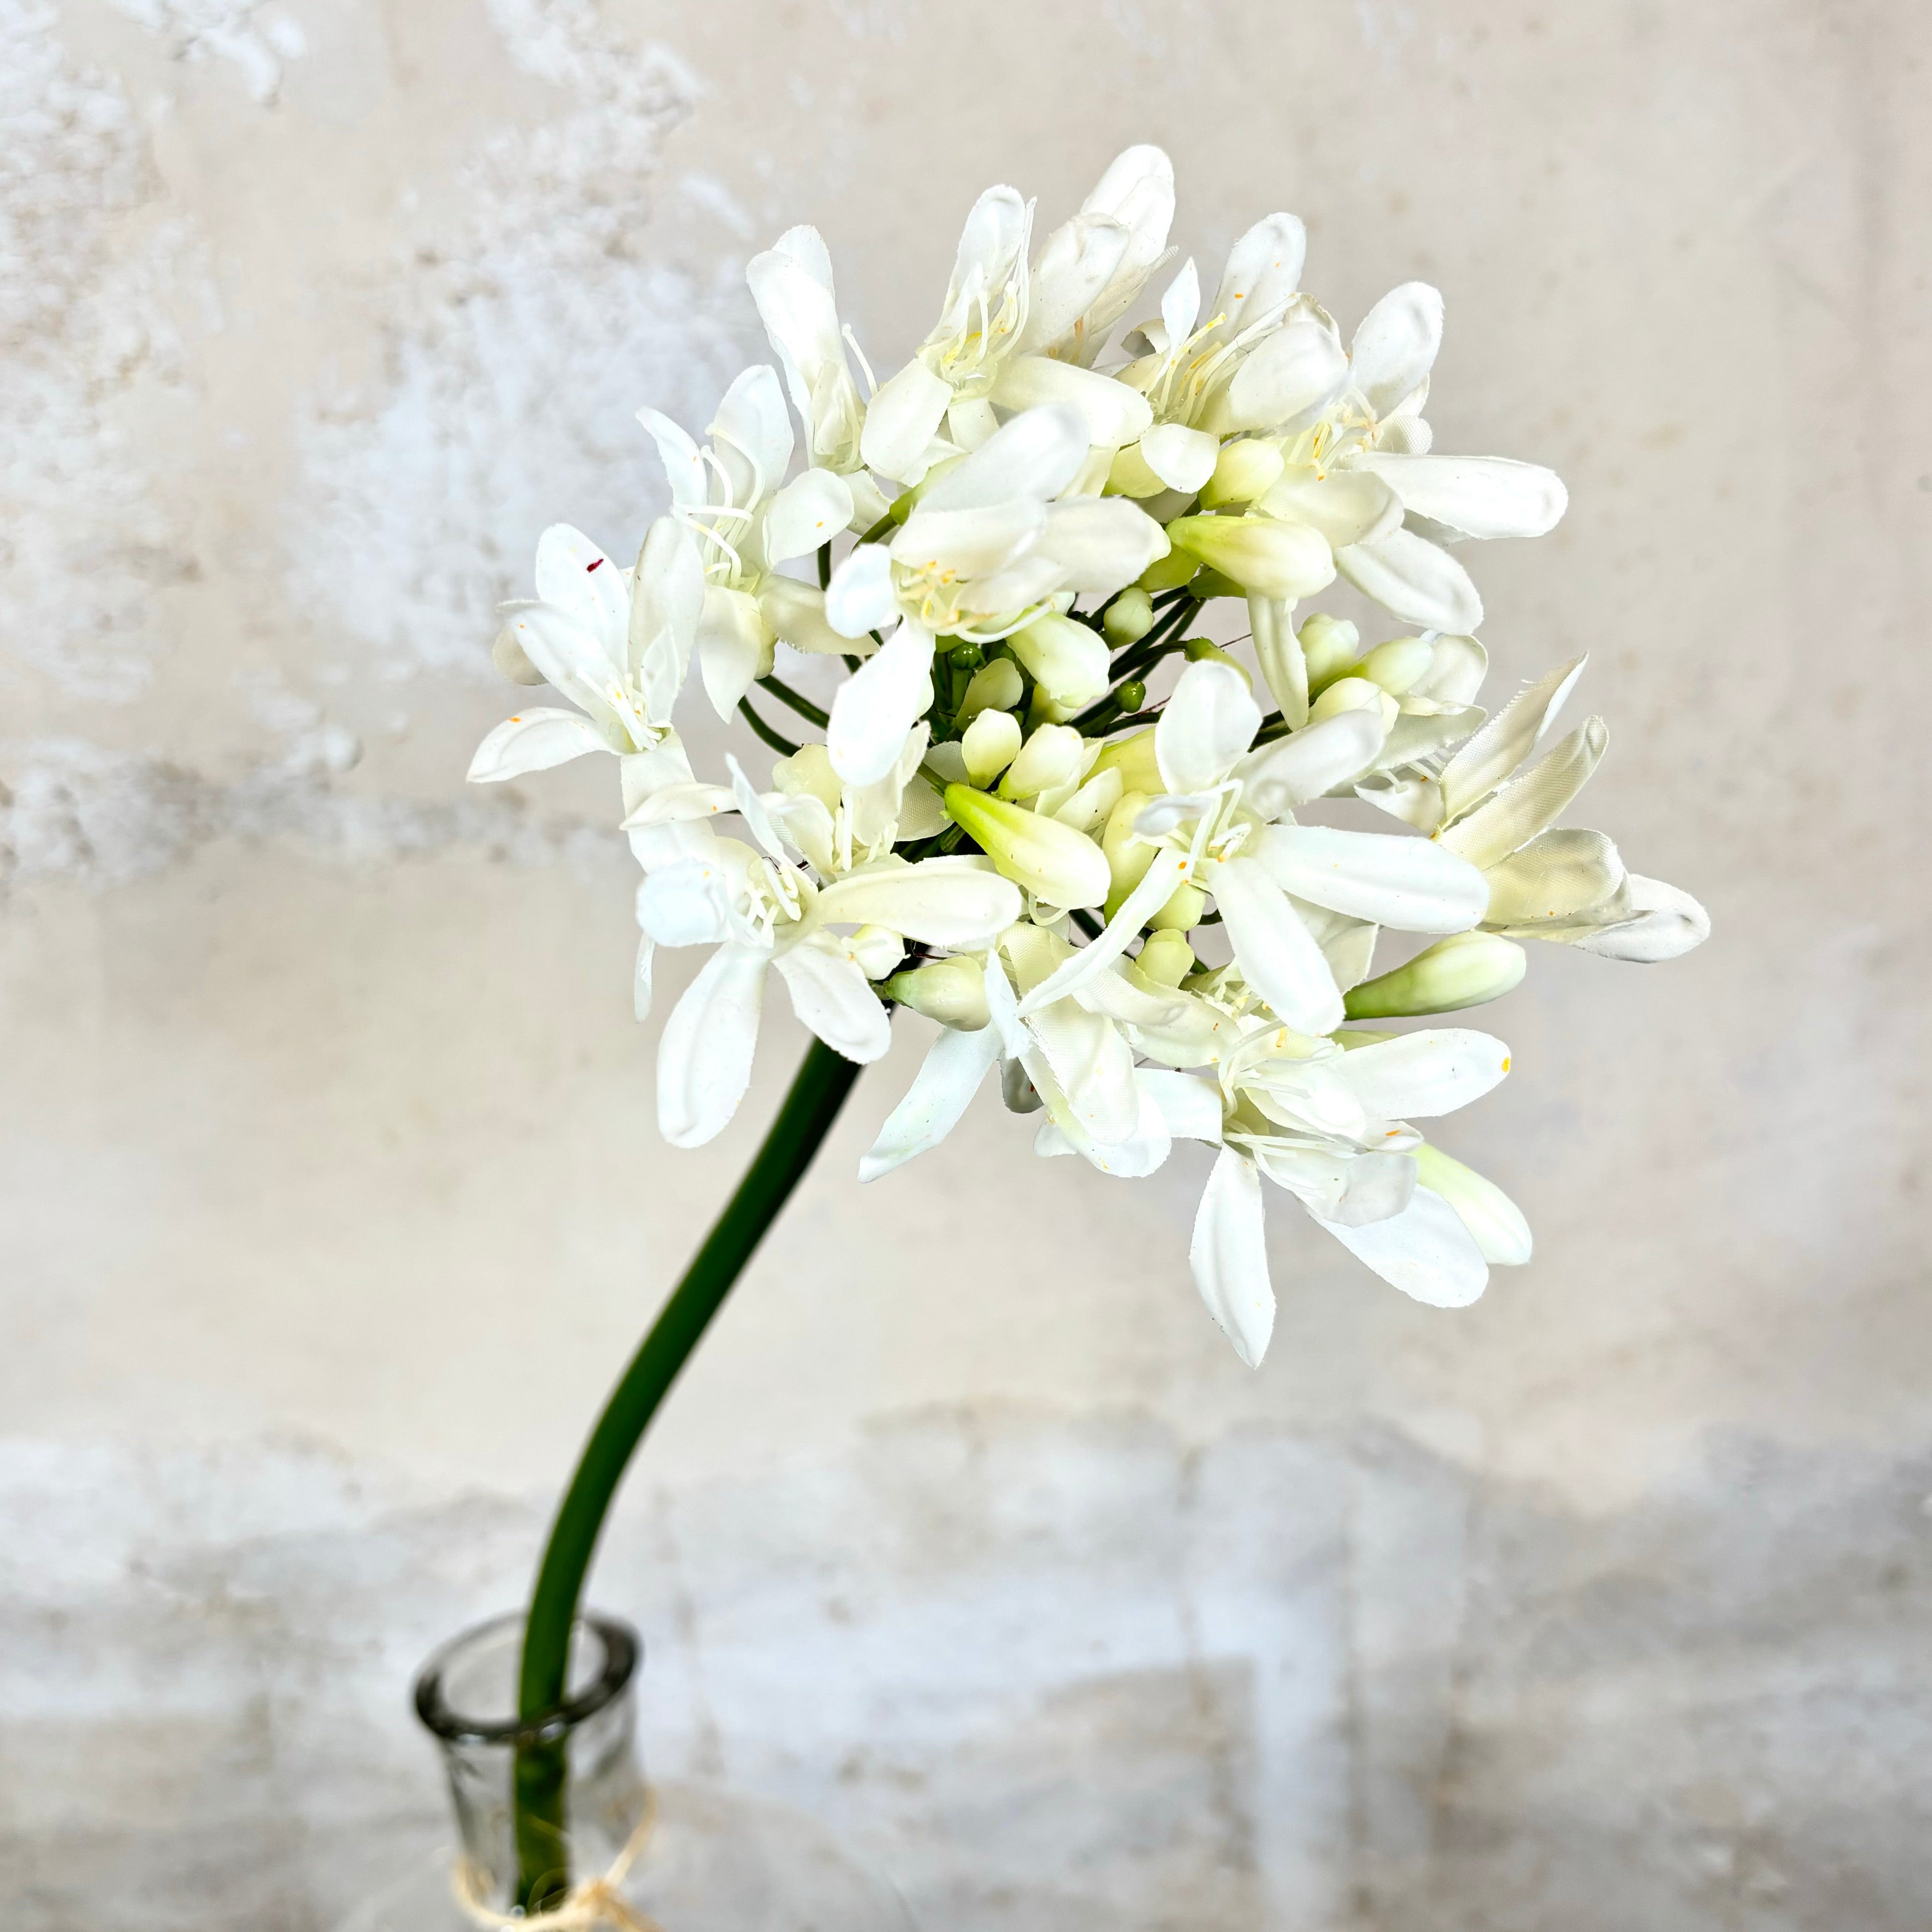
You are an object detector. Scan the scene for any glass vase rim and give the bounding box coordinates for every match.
[413,1608,641,1749]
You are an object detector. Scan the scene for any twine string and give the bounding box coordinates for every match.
[451,1787,665,1932]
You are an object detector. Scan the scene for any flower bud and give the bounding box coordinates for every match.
[1200,438,1286,510]
[1101,587,1155,645]
[849,926,905,980]
[961,708,1023,786]
[1182,637,1254,687]
[1356,636,1434,696]
[1297,613,1361,693]
[1101,788,1158,915]
[1092,727,1162,796]
[1164,514,1336,600]
[772,742,843,813]
[1148,881,1207,932]
[1136,930,1195,986]
[1138,549,1201,593]
[1343,932,1528,1020]
[1009,613,1109,709]
[1413,1143,1533,1265]
[885,955,990,1029]
[945,784,1109,908]
[1309,675,1398,731]
[959,656,1025,720]
[1000,723,1085,800]
[492,624,547,686]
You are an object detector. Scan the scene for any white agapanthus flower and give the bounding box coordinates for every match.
[464,143,1708,1368]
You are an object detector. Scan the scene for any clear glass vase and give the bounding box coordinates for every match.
[333,1610,914,1931]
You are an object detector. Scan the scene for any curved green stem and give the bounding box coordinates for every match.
[513,1038,864,1908]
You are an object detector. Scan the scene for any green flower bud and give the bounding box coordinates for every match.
[947,638,985,670]
[1009,613,1108,709]
[1309,675,1397,730]
[945,784,1109,908]
[959,656,1025,720]
[1000,723,1085,800]
[1148,881,1207,932]
[1136,930,1195,986]
[1101,788,1158,916]
[1101,587,1155,645]
[1114,678,1148,714]
[1164,514,1336,600]
[1355,636,1434,696]
[1413,1143,1533,1265]
[961,708,1023,787]
[885,955,990,1029]
[771,742,842,814]
[1343,932,1529,1020]
[1091,727,1162,795]
[1187,568,1245,602]
[1138,549,1201,593]
[1297,613,1361,694]
[1200,438,1286,510]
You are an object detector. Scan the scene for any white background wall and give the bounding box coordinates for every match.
[3,2,1928,1926]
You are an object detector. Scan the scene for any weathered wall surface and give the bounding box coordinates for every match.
[2,2,1927,1926]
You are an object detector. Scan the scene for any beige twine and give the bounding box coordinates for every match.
[451,1786,665,1932]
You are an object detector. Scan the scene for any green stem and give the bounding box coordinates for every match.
[512,1038,864,1909]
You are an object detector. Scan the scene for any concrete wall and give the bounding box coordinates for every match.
[3,1,1928,1926]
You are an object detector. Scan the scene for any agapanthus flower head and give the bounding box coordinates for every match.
[467,146,1708,1367]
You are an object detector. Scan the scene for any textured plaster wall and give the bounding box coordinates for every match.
[2,1,1928,1927]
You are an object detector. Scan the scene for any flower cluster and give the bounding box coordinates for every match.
[469,148,1708,1366]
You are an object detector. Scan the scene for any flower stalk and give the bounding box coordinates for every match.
[512,1037,863,1909]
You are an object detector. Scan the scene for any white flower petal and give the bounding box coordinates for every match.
[1248,594,1308,728]
[1139,1068,1224,1143]
[815,856,1022,946]
[1016,212,1134,355]
[630,517,704,717]
[636,406,707,510]
[1209,855,1344,1035]
[467,707,612,782]
[1572,874,1711,962]
[697,585,772,720]
[636,856,733,948]
[1206,212,1308,342]
[498,604,633,735]
[1015,848,1188,1017]
[829,622,937,786]
[533,525,628,648]
[707,364,794,507]
[1034,497,1170,596]
[1190,1149,1275,1367]
[858,1020,1004,1182]
[1483,827,1625,927]
[773,933,891,1063]
[758,577,852,657]
[1156,659,1263,793]
[1259,467,1403,549]
[1413,1143,1532,1265]
[1334,528,1483,634]
[1318,1184,1488,1308]
[1439,718,1607,869]
[1235,709,1385,816]
[765,468,856,566]
[1208,314,1348,435]
[922,402,1091,512]
[1350,282,1444,418]
[893,500,1046,580]
[1328,1028,1511,1120]
[991,355,1152,448]
[1350,453,1567,540]
[1256,824,1489,933]
[860,358,954,481]
[657,944,767,1148]
[824,543,899,639]
[1438,656,1588,824]
[1139,423,1220,494]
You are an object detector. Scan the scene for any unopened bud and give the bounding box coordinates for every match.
[1344,932,1528,1019]
[1309,675,1398,731]
[1413,1143,1533,1265]
[1298,613,1361,693]
[1114,678,1148,714]
[1200,438,1286,510]
[1009,613,1108,709]
[1136,930,1195,986]
[1164,514,1336,601]
[848,926,905,980]
[944,784,1109,908]
[1000,723,1085,800]
[1356,636,1434,696]
[1101,788,1158,914]
[885,955,990,1029]
[1149,881,1207,932]
[959,656,1025,720]
[947,638,985,670]
[1092,727,1162,796]
[771,742,843,813]
[961,708,1023,786]
[1101,587,1155,645]
[1138,548,1201,593]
